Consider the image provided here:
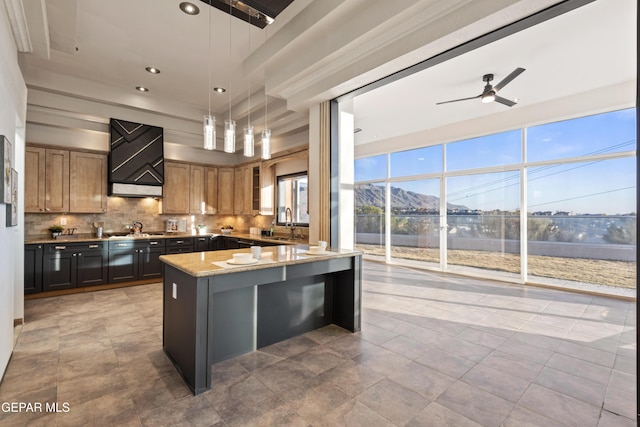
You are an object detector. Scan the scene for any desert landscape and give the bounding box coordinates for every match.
[357,244,636,289]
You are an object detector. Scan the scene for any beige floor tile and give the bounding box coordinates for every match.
[3,261,634,426]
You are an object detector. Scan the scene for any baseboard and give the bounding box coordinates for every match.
[13,318,23,327]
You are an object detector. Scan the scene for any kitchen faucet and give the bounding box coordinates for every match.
[285,207,296,239]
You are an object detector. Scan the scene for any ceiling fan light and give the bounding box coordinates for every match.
[482,91,496,103]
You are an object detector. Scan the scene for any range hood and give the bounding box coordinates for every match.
[109,119,164,197]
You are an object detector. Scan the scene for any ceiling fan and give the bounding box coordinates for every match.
[436,67,525,107]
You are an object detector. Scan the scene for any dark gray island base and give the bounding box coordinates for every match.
[160,246,362,395]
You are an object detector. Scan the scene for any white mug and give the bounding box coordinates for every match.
[251,246,262,259]
[318,241,327,250]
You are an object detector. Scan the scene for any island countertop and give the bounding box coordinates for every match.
[159,244,360,277]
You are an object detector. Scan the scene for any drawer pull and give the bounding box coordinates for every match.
[88,244,99,249]
[176,240,184,244]
[150,241,159,245]
[116,243,127,247]
[55,246,66,250]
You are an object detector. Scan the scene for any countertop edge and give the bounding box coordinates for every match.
[160,246,361,277]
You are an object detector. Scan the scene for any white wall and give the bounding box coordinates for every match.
[0,4,27,379]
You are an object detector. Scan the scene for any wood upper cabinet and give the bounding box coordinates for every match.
[204,167,218,214]
[25,146,69,213]
[162,161,190,214]
[233,165,248,214]
[25,147,46,212]
[232,162,262,215]
[189,165,205,214]
[217,167,234,214]
[69,151,107,213]
[259,162,275,215]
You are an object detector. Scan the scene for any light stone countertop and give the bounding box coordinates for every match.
[160,245,361,277]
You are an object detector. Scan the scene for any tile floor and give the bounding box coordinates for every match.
[0,261,636,426]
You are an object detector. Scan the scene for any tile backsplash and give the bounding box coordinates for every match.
[24,196,298,239]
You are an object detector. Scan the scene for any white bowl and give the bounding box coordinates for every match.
[308,246,326,254]
[233,253,253,263]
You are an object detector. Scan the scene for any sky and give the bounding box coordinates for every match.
[355,108,636,214]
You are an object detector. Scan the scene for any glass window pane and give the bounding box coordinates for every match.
[446,171,521,274]
[446,130,521,171]
[527,157,636,289]
[527,108,637,162]
[276,173,309,225]
[389,179,440,264]
[355,183,386,256]
[390,146,442,177]
[355,154,387,181]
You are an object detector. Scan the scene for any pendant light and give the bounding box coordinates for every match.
[203,0,216,150]
[223,0,236,153]
[243,13,255,157]
[261,26,271,160]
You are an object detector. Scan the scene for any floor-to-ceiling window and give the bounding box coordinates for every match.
[525,109,637,289]
[353,108,636,294]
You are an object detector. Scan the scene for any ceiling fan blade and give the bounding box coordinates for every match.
[494,95,517,107]
[435,94,481,105]
[493,67,525,92]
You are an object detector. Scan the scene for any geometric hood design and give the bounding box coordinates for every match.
[109,118,164,197]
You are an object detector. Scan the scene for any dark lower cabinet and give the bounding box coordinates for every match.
[109,239,166,283]
[194,236,210,252]
[43,242,108,291]
[166,237,194,254]
[24,244,43,294]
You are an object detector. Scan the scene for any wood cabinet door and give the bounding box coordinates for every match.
[25,147,46,213]
[259,163,275,215]
[217,167,234,214]
[233,166,245,214]
[163,162,190,214]
[69,151,107,213]
[189,165,205,214]
[204,167,218,214]
[45,149,70,213]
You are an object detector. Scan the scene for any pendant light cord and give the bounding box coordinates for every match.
[228,1,232,122]
[247,14,251,126]
[264,26,267,130]
[207,1,211,116]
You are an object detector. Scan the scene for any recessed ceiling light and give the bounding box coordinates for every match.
[145,66,160,74]
[179,2,199,15]
[213,87,226,93]
[136,86,149,92]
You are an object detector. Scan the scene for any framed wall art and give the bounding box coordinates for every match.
[6,169,17,227]
[0,135,13,204]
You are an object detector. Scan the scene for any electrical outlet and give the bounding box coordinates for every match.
[60,217,67,225]
[172,283,177,299]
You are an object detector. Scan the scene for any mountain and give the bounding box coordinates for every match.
[355,183,468,211]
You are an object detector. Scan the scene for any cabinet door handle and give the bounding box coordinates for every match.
[55,246,66,250]
[78,253,82,256]
[88,244,99,249]
[150,241,159,245]
[72,253,76,257]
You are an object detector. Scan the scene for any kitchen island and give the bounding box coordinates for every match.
[160,245,362,395]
